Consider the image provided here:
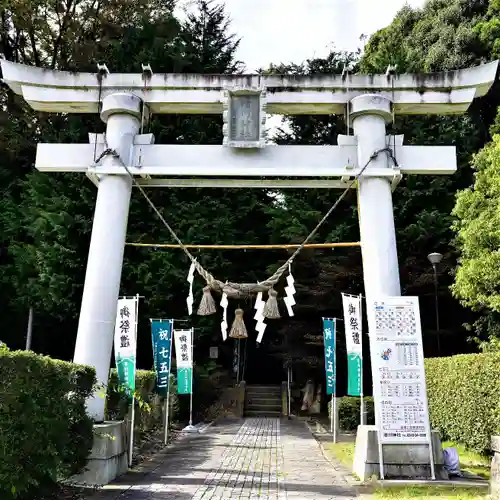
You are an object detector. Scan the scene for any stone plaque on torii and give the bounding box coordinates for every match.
[2,59,497,478]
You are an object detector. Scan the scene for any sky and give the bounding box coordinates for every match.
[177,0,427,71]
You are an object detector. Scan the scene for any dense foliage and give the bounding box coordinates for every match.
[107,370,179,440]
[425,353,500,453]
[328,397,375,432]
[359,0,500,347]
[0,350,95,499]
[0,0,499,393]
[452,135,500,345]
[269,0,500,365]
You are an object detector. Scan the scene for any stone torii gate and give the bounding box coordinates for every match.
[2,61,497,428]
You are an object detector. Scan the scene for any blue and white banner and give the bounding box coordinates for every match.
[322,318,336,395]
[151,319,173,397]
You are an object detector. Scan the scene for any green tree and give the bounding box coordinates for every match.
[0,0,275,366]
[0,0,181,353]
[452,134,500,348]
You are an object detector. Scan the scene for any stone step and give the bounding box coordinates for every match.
[246,406,281,414]
[246,385,281,391]
[246,400,281,408]
[244,409,281,417]
[246,388,281,396]
[245,397,281,404]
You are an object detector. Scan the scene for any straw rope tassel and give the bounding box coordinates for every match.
[197,285,217,315]
[263,288,280,319]
[229,308,248,339]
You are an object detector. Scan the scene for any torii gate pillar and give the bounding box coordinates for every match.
[351,94,401,299]
[73,93,141,421]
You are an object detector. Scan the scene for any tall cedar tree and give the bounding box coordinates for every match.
[0,1,275,369]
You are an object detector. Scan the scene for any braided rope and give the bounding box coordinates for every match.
[95,141,397,295]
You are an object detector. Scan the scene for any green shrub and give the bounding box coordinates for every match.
[329,396,375,431]
[0,350,95,499]
[425,353,500,454]
[107,370,178,438]
[192,362,231,421]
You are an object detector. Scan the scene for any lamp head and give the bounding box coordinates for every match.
[427,252,443,265]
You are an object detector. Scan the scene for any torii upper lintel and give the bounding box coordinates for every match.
[1,59,498,115]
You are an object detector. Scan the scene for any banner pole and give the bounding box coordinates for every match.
[359,294,365,426]
[128,294,141,467]
[189,327,194,427]
[330,396,334,434]
[164,390,170,445]
[360,366,365,426]
[164,319,174,445]
[334,319,338,443]
[129,396,135,466]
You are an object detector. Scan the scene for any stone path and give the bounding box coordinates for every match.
[90,418,358,499]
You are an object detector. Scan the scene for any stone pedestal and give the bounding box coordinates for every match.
[491,436,500,498]
[353,425,448,480]
[70,421,128,486]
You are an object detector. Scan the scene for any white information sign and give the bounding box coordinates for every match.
[369,296,431,444]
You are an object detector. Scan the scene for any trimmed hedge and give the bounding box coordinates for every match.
[425,353,500,454]
[107,369,178,438]
[0,350,96,499]
[329,396,375,431]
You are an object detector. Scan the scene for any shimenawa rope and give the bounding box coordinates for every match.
[94,142,398,297]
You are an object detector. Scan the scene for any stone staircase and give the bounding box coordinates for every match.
[244,385,282,417]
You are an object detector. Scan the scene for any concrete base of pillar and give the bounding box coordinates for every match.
[353,425,448,480]
[70,421,129,486]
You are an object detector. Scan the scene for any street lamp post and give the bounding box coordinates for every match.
[427,252,443,355]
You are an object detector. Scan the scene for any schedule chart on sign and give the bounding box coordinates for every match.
[374,303,418,339]
[371,298,430,444]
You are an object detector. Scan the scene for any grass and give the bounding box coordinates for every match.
[324,439,491,481]
[372,486,488,499]
[324,439,491,499]
[324,441,356,469]
[441,442,491,480]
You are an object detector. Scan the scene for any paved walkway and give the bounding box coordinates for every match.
[91,418,358,500]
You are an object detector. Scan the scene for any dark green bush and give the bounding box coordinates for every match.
[425,353,500,454]
[329,396,375,431]
[0,350,96,499]
[192,362,231,421]
[107,370,178,438]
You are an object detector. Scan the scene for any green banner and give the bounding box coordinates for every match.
[177,367,193,394]
[116,357,136,395]
[347,353,362,396]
